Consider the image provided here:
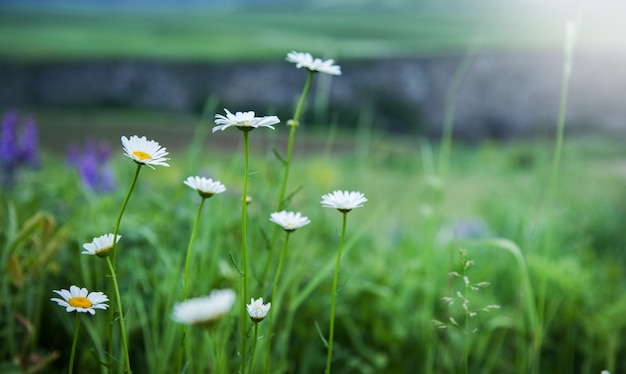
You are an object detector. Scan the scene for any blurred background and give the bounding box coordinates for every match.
[3,1,626,373]
[1,0,625,149]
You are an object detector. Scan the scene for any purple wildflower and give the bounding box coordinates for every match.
[17,117,40,168]
[67,140,116,193]
[0,112,18,164]
[1,112,40,188]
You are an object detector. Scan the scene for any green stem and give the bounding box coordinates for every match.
[183,197,206,300]
[247,323,259,374]
[325,212,348,374]
[276,71,314,207]
[438,46,475,183]
[265,231,291,374]
[106,257,132,374]
[68,313,80,374]
[240,130,250,374]
[548,34,575,205]
[261,71,314,289]
[112,163,142,267]
[177,196,206,373]
[277,70,313,209]
[463,264,469,374]
[535,21,576,373]
[108,163,141,372]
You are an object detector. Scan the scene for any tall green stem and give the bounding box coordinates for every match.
[261,71,314,289]
[240,130,250,374]
[325,212,348,374]
[108,162,141,372]
[438,47,474,183]
[183,197,206,300]
[535,20,577,373]
[278,70,314,207]
[112,163,141,267]
[247,323,260,374]
[68,313,80,374]
[177,196,206,373]
[106,257,131,373]
[264,231,291,374]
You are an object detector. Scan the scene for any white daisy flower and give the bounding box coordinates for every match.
[121,135,170,169]
[246,297,271,323]
[321,190,367,212]
[172,289,236,326]
[51,285,109,315]
[81,233,120,258]
[184,176,226,198]
[286,51,342,75]
[270,211,311,232]
[213,109,280,132]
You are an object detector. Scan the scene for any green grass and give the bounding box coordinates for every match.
[2,114,626,372]
[0,5,572,62]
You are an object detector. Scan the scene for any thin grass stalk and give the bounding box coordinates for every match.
[240,130,251,374]
[535,20,577,372]
[276,71,313,210]
[182,197,206,300]
[68,313,80,374]
[80,314,107,374]
[210,327,228,373]
[247,323,260,374]
[430,44,474,374]
[111,163,141,267]
[417,138,441,374]
[438,46,475,182]
[261,71,314,288]
[462,238,539,373]
[108,162,141,373]
[176,196,207,373]
[289,216,373,312]
[0,203,17,359]
[265,231,291,374]
[105,257,131,374]
[325,212,348,374]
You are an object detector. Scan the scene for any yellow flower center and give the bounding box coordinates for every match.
[69,296,92,308]
[133,151,152,161]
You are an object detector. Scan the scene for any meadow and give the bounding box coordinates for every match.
[0,4,573,62]
[1,3,625,374]
[2,106,626,373]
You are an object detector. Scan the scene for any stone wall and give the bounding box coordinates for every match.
[1,51,624,139]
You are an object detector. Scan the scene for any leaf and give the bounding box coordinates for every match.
[8,212,45,252]
[272,147,286,165]
[7,255,23,288]
[314,320,328,348]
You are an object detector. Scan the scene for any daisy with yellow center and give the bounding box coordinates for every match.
[51,285,109,315]
[121,135,170,169]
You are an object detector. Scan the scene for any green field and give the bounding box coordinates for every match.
[2,108,626,372]
[0,5,575,62]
